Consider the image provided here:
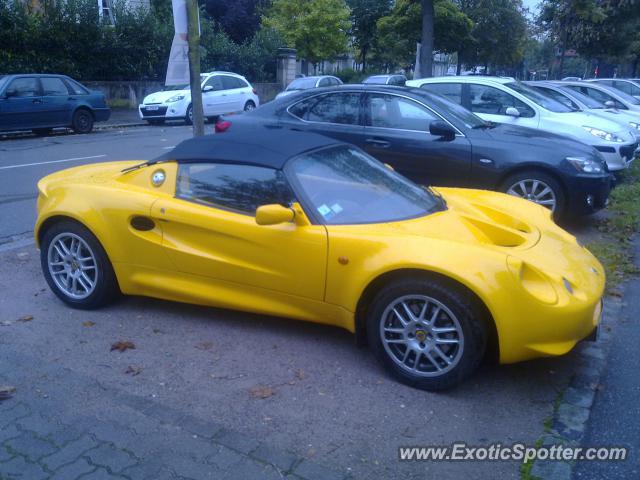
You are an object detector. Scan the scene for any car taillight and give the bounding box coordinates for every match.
[252,88,258,95]
[215,120,231,133]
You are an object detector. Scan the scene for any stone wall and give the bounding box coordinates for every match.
[84,81,282,108]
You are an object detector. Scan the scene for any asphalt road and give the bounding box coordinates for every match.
[0,125,194,242]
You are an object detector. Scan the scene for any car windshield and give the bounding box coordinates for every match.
[557,86,604,109]
[288,145,443,225]
[164,74,206,91]
[506,82,574,112]
[286,77,318,91]
[363,76,389,84]
[598,84,640,105]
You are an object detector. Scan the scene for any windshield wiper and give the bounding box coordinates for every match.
[121,159,164,173]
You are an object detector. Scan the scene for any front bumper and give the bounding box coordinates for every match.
[596,141,638,171]
[564,173,612,216]
[138,103,188,120]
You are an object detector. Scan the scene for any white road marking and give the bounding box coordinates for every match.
[0,155,107,170]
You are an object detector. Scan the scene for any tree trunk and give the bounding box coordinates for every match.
[418,0,434,79]
[456,47,463,75]
[186,0,204,137]
[557,22,569,80]
[361,45,368,72]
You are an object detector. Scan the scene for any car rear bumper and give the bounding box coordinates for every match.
[564,173,612,216]
[93,108,111,122]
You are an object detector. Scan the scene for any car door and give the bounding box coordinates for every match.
[281,91,367,146]
[362,92,472,186]
[201,75,231,116]
[465,83,538,128]
[220,75,246,112]
[0,76,46,130]
[40,76,74,126]
[150,162,327,301]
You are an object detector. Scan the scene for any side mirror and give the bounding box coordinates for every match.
[604,100,616,108]
[255,204,295,226]
[429,120,456,140]
[202,85,214,93]
[505,107,520,117]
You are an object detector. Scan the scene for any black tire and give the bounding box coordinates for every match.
[185,104,193,125]
[40,220,119,309]
[32,128,52,136]
[500,170,565,220]
[71,109,94,134]
[366,277,488,391]
[146,119,165,125]
[243,101,256,112]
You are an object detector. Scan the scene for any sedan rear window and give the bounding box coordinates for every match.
[286,77,318,91]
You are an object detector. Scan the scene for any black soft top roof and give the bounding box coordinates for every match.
[154,125,343,169]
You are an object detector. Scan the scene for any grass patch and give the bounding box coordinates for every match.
[519,437,543,480]
[586,161,640,292]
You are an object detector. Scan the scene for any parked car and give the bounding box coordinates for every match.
[559,80,640,113]
[587,78,640,100]
[138,71,259,125]
[216,85,612,219]
[525,81,640,140]
[274,76,343,100]
[408,76,637,172]
[35,126,604,390]
[362,74,407,86]
[0,74,110,135]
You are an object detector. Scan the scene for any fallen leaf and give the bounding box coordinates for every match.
[195,341,214,351]
[124,365,143,376]
[18,315,33,322]
[82,321,96,327]
[0,386,16,400]
[249,385,275,399]
[111,341,136,352]
[294,368,306,381]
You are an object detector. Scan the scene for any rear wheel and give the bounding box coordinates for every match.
[244,101,256,112]
[366,277,488,391]
[40,221,119,309]
[71,109,94,134]
[501,170,565,220]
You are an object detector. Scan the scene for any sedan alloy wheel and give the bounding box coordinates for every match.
[506,179,557,212]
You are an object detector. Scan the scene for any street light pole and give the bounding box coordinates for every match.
[186,0,204,136]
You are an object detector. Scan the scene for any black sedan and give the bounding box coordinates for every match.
[216,85,612,219]
[0,74,110,135]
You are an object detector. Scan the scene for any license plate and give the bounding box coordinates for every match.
[146,106,159,111]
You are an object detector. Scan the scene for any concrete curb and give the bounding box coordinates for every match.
[528,296,621,480]
[94,121,147,130]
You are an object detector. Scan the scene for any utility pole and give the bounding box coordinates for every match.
[186,0,204,136]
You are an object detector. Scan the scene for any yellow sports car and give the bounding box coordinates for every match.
[35,127,604,390]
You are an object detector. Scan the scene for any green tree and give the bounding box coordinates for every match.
[346,0,393,71]
[263,0,351,73]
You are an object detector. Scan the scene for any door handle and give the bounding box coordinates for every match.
[365,138,390,148]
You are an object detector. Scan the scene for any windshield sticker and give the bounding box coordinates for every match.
[330,203,343,214]
[317,204,335,220]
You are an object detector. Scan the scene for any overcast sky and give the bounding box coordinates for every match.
[522,0,541,14]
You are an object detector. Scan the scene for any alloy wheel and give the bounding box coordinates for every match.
[379,295,464,377]
[47,232,99,300]
[506,179,557,212]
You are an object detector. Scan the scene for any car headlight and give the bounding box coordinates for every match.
[582,126,624,143]
[566,156,605,174]
[167,94,186,103]
[630,122,640,131]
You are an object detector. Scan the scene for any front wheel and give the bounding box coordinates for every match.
[501,170,565,220]
[367,277,487,391]
[71,109,94,134]
[40,221,119,309]
[185,104,193,125]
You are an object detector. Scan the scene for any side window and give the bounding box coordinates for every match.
[204,76,223,91]
[579,87,627,109]
[305,93,361,124]
[330,77,341,86]
[538,88,577,109]
[421,83,462,105]
[64,78,89,95]
[221,76,243,90]
[318,78,331,87]
[6,77,39,97]
[176,163,293,215]
[614,81,640,96]
[41,77,70,96]
[468,84,535,117]
[366,94,438,130]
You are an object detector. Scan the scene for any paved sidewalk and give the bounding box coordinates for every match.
[99,109,146,129]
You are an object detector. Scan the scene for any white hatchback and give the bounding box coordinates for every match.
[408,76,637,172]
[139,71,259,125]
